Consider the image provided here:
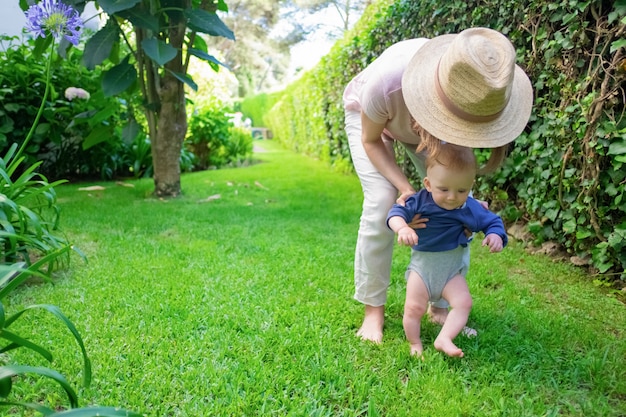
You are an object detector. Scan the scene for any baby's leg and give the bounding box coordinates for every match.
[434,274,472,357]
[403,271,430,356]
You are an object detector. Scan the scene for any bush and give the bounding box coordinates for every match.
[186,101,254,169]
[0,36,142,181]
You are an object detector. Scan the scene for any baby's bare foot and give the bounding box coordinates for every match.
[356,316,383,344]
[434,337,464,357]
[409,342,424,358]
[427,305,448,326]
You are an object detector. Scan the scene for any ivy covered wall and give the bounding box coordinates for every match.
[263,0,626,282]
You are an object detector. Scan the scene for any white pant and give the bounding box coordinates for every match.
[346,109,453,309]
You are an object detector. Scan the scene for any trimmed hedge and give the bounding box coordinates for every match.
[263,0,626,281]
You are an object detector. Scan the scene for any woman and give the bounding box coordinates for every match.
[343,27,533,343]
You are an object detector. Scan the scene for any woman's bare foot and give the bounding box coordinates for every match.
[434,336,464,357]
[356,305,384,343]
[427,304,448,325]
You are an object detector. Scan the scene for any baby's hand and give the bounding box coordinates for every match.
[397,226,418,246]
[482,234,503,253]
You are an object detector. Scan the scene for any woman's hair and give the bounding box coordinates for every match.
[412,122,507,175]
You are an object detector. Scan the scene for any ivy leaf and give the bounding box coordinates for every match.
[608,138,626,155]
[98,0,142,14]
[184,9,235,40]
[610,39,626,53]
[102,56,137,96]
[82,21,118,70]
[141,38,178,66]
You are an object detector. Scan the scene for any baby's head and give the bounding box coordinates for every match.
[423,144,477,210]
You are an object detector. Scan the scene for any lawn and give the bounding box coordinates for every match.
[5,140,625,416]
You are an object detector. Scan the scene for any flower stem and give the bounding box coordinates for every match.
[14,40,56,163]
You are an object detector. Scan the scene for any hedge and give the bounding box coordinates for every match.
[261,0,626,283]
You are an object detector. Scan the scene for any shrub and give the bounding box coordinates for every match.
[186,102,254,169]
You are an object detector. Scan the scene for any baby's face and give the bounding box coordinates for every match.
[424,164,475,210]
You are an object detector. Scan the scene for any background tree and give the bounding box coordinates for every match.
[19,0,236,197]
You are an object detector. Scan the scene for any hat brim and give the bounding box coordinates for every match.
[402,34,534,148]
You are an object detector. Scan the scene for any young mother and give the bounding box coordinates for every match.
[343,27,533,343]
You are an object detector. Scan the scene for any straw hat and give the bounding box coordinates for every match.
[402,27,533,148]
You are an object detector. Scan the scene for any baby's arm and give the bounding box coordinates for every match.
[388,216,418,246]
[482,233,503,253]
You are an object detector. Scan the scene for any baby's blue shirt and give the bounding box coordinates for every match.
[386,189,508,252]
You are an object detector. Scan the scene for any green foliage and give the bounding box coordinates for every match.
[0,143,69,267]
[265,0,626,281]
[0,36,134,181]
[186,102,254,169]
[239,92,282,127]
[0,260,143,417]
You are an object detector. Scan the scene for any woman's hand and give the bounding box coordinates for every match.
[395,189,416,207]
[407,213,428,229]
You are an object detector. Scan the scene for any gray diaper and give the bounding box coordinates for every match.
[405,246,470,303]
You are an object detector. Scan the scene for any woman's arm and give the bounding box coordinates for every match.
[361,111,416,203]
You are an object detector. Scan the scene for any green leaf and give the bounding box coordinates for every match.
[166,69,198,91]
[98,0,141,14]
[49,406,143,416]
[608,139,626,155]
[192,34,208,53]
[82,22,118,70]
[117,6,160,32]
[184,9,235,40]
[102,57,137,97]
[188,48,229,69]
[0,365,78,408]
[141,38,178,66]
[0,329,53,362]
[83,126,115,150]
[0,376,11,398]
[610,39,626,53]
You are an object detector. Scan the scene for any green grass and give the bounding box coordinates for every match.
[5,140,626,416]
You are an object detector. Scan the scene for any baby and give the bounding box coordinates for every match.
[387,143,507,357]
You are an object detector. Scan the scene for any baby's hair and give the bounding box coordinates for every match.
[425,142,477,174]
[412,122,507,175]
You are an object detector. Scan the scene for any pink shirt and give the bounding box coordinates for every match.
[343,39,429,146]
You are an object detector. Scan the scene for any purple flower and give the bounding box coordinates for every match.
[25,0,83,46]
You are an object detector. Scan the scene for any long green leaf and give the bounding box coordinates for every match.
[166,69,198,91]
[0,400,54,415]
[184,9,235,40]
[0,365,78,408]
[188,48,229,70]
[141,38,177,66]
[0,329,53,361]
[0,246,72,300]
[21,305,92,387]
[49,406,144,417]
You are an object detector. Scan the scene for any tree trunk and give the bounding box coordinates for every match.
[151,17,187,198]
[152,73,186,197]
